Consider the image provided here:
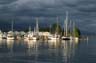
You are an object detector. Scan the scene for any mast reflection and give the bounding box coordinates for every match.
[0,39,9,53]
[47,40,61,48]
[6,40,14,50]
[61,40,79,63]
[25,40,37,49]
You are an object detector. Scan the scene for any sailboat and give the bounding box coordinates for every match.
[24,18,39,40]
[7,21,14,40]
[62,11,72,40]
[0,30,3,40]
[27,26,34,40]
[48,17,60,40]
[2,32,7,39]
[24,26,36,40]
[33,17,39,40]
[72,22,79,41]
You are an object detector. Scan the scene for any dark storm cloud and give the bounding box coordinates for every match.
[0,0,96,32]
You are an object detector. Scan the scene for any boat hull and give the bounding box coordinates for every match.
[7,37,14,40]
[62,36,70,40]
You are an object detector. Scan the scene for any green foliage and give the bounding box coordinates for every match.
[74,27,81,37]
[51,23,62,34]
[39,27,50,32]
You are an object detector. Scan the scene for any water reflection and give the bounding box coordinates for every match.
[0,39,9,53]
[6,40,14,50]
[61,40,79,63]
[25,40,37,49]
[0,39,80,63]
[47,40,61,48]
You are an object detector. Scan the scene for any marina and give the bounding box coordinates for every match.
[0,12,81,41]
[0,0,96,63]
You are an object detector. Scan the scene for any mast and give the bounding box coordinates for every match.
[11,20,14,32]
[69,20,72,36]
[56,16,59,34]
[65,11,68,37]
[73,21,75,37]
[64,20,66,36]
[33,27,36,35]
[49,24,51,33]
[36,17,39,35]
[29,26,31,32]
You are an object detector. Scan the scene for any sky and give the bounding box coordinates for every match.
[0,0,96,33]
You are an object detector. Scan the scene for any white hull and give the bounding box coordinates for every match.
[0,31,3,39]
[48,35,60,40]
[7,37,14,40]
[7,31,14,40]
[62,36,79,41]
[0,34,3,39]
[49,37,59,40]
[62,36,71,40]
[2,33,7,39]
[24,37,38,40]
[32,37,37,40]
[16,36,22,40]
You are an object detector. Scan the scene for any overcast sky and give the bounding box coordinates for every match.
[0,0,96,32]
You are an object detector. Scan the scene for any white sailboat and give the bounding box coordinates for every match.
[27,26,33,40]
[62,11,72,40]
[0,30,3,40]
[33,17,39,40]
[24,18,39,40]
[7,21,14,40]
[48,17,60,40]
[7,31,14,40]
[24,26,34,40]
[32,27,37,40]
[2,32,7,39]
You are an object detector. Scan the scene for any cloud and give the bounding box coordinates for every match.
[0,0,96,32]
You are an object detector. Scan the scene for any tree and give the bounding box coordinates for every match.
[39,27,50,32]
[74,27,81,37]
[51,23,62,34]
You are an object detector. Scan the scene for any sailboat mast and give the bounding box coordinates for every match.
[49,24,51,33]
[73,21,75,37]
[29,26,31,32]
[56,16,59,34]
[11,20,13,31]
[36,17,39,34]
[65,11,68,37]
[64,20,66,36]
[69,20,72,35]
[34,27,36,34]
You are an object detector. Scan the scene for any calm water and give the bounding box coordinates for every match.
[0,38,95,63]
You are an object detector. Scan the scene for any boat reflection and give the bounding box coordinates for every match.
[24,40,39,57]
[0,39,80,63]
[0,39,9,53]
[0,39,3,46]
[47,40,61,48]
[6,40,14,49]
[61,40,79,63]
[25,40,37,49]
